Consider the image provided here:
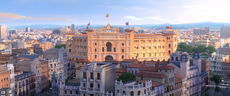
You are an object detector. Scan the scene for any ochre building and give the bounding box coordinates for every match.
[66,24,177,62]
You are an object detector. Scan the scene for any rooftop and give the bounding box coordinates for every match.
[15,72,35,81]
[136,72,166,79]
[152,81,163,87]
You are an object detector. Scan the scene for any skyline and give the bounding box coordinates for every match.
[1,0,230,26]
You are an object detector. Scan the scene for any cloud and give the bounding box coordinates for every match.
[123,16,165,21]
[0,13,72,21]
[0,19,8,21]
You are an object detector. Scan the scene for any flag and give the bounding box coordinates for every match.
[106,13,109,18]
[87,22,90,29]
[125,22,129,26]
[166,26,172,29]
[87,22,90,26]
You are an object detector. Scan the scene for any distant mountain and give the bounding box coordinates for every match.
[8,24,65,30]
[7,22,230,30]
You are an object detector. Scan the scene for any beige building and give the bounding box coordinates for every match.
[0,67,10,89]
[40,41,53,51]
[66,24,177,62]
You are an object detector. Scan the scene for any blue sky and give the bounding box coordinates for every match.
[0,0,230,26]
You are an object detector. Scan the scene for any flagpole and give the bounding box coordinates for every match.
[106,13,110,24]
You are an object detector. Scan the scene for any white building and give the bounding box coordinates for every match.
[209,52,229,76]
[115,80,159,96]
[170,52,202,96]
[80,62,115,96]
[52,62,115,96]
[43,48,68,80]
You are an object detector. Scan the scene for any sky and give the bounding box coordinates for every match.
[0,0,230,26]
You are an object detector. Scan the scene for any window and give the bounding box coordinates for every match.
[90,72,93,79]
[130,91,134,96]
[83,72,86,79]
[95,55,97,59]
[102,47,104,52]
[68,49,72,52]
[106,42,112,52]
[70,90,72,94]
[97,73,100,79]
[168,44,171,48]
[122,49,124,52]
[122,55,124,59]
[83,83,86,87]
[143,53,145,57]
[122,43,124,46]
[168,50,171,54]
[95,43,97,45]
[64,90,67,94]
[98,84,100,88]
[90,83,93,88]
[138,91,141,96]
[114,48,116,52]
[95,49,97,52]
[123,91,126,95]
[117,90,119,93]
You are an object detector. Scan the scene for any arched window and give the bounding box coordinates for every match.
[123,91,126,95]
[106,42,112,52]
[168,44,171,48]
[122,55,124,59]
[138,91,141,96]
[171,57,174,61]
[130,91,134,96]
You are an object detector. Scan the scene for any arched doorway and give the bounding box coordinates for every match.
[105,55,113,61]
[106,42,112,52]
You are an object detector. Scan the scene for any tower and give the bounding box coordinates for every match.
[71,24,76,32]
[25,27,31,32]
[0,24,7,40]
[163,29,178,55]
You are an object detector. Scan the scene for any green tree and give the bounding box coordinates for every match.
[206,46,216,55]
[117,72,136,83]
[177,42,193,53]
[177,43,216,56]
[194,45,206,53]
[211,75,221,85]
[201,93,209,96]
[211,75,222,95]
[55,44,66,49]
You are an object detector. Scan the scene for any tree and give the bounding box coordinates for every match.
[206,46,216,55]
[211,75,221,85]
[177,42,216,56]
[211,75,222,95]
[177,42,193,53]
[117,72,136,83]
[201,93,209,96]
[194,45,206,53]
[55,44,66,49]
